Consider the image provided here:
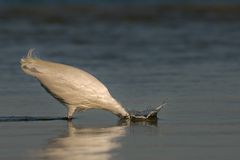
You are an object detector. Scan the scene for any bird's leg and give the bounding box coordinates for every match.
[67,106,76,120]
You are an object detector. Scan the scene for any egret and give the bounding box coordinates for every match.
[20,49,165,121]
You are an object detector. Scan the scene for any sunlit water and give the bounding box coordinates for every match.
[0,6,240,160]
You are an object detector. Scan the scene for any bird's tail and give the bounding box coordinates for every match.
[20,49,42,77]
[20,48,35,62]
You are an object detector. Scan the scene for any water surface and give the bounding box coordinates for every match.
[0,5,240,160]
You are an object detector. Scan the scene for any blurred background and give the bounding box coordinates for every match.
[0,0,240,160]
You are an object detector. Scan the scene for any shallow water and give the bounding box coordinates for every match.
[0,5,240,160]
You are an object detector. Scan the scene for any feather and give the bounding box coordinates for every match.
[20,49,129,119]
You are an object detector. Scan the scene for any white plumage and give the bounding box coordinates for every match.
[20,49,129,119]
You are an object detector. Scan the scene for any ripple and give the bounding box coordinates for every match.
[0,116,70,122]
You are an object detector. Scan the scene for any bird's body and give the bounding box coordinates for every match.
[20,50,129,119]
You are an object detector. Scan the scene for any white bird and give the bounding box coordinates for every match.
[20,49,165,121]
[20,49,129,120]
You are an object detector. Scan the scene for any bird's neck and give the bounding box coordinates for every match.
[115,105,130,119]
[105,101,129,119]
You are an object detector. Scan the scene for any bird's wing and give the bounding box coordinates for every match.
[37,68,112,108]
[21,55,112,108]
[39,74,108,107]
[40,82,71,106]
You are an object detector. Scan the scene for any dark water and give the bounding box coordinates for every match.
[0,5,240,160]
[1,0,240,5]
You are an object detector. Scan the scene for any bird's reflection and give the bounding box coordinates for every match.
[36,119,158,160]
[39,121,127,160]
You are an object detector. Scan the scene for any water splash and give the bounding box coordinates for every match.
[128,102,167,121]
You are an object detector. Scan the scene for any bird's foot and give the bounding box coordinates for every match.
[63,117,73,121]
